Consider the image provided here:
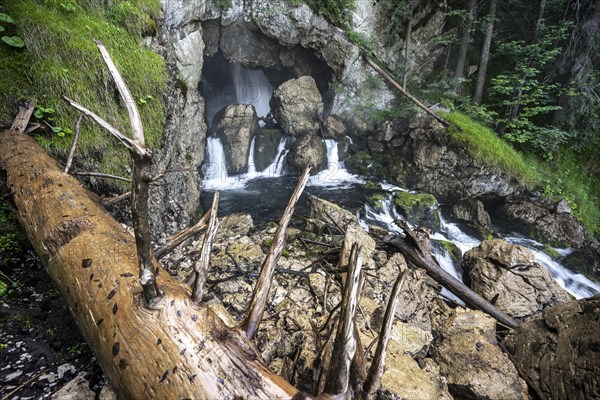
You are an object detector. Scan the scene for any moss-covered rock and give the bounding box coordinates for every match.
[394,191,440,230]
[345,151,374,176]
[366,193,388,210]
[438,240,462,262]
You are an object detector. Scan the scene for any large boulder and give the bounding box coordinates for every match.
[463,240,570,319]
[432,309,530,400]
[505,295,600,400]
[253,128,282,172]
[307,195,357,231]
[498,197,589,248]
[393,191,440,231]
[285,133,327,175]
[324,115,347,140]
[270,76,323,137]
[562,244,600,282]
[215,104,260,174]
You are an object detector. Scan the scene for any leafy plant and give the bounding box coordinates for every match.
[0,12,24,48]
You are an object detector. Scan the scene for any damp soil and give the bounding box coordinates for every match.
[0,249,104,399]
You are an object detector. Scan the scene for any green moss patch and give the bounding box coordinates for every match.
[0,0,166,185]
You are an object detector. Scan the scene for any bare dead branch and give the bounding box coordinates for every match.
[64,114,83,173]
[72,171,132,183]
[95,40,145,149]
[154,212,210,260]
[323,244,363,396]
[191,192,220,304]
[62,96,141,153]
[360,270,407,400]
[241,166,311,340]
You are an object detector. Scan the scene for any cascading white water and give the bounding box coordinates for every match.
[247,137,257,176]
[261,137,289,177]
[231,64,273,122]
[359,191,599,300]
[309,139,364,187]
[203,137,247,190]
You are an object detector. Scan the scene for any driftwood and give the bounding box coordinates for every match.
[385,220,520,329]
[362,53,449,127]
[64,114,83,173]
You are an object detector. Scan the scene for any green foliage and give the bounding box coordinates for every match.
[305,0,356,27]
[0,12,25,48]
[212,0,232,11]
[0,0,167,184]
[441,111,541,186]
[489,23,573,155]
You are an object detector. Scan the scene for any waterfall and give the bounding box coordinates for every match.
[202,137,246,190]
[247,136,257,176]
[309,139,364,187]
[358,191,599,300]
[261,137,289,177]
[231,64,273,122]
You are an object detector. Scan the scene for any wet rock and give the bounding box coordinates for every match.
[5,370,23,381]
[51,373,95,400]
[215,104,260,174]
[344,151,374,177]
[324,115,347,140]
[505,295,600,400]
[463,239,570,319]
[216,213,254,241]
[307,195,357,231]
[450,199,492,239]
[339,222,376,270]
[286,133,327,175]
[270,76,323,137]
[337,136,351,161]
[393,191,440,231]
[432,309,529,400]
[253,129,282,171]
[562,244,600,281]
[498,198,589,248]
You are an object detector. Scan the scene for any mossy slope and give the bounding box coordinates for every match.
[0,0,166,181]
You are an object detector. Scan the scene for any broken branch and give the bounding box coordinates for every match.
[191,192,220,304]
[154,212,210,260]
[323,244,363,396]
[360,270,407,400]
[241,166,311,340]
[64,114,83,173]
[71,171,132,183]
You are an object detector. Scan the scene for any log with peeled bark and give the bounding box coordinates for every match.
[0,130,302,399]
[384,220,520,329]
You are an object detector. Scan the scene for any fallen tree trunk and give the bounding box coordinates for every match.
[385,221,520,329]
[0,130,299,398]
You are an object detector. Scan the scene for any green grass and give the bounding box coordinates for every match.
[441,111,541,187]
[0,0,166,183]
[441,111,600,235]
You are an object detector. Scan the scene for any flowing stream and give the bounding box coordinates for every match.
[200,61,599,301]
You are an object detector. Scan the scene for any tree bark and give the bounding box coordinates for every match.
[454,0,477,93]
[473,0,497,105]
[0,130,300,399]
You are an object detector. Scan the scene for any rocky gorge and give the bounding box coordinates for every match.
[1,0,599,399]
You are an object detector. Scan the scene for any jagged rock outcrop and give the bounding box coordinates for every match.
[451,199,492,239]
[344,112,523,202]
[254,129,283,172]
[149,2,207,238]
[463,240,570,319]
[432,309,530,400]
[563,244,600,281]
[215,104,260,174]
[285,133,327,175]
[270,76,323,137]
[498,196,589,248]
[505,295,600,400]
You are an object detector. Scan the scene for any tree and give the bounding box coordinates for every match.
[454,0,477,93]
[472,0,497,105]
